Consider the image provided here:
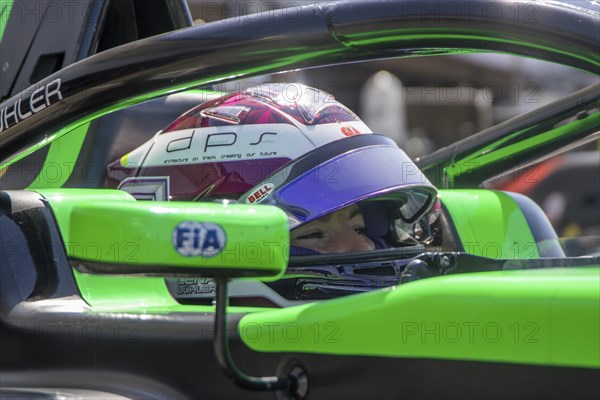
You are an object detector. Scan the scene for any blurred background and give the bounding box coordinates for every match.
[188,1,596,153]
[187,1,600,238]
[1,0,597,238]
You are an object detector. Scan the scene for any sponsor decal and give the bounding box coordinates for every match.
[204,132,237,152]
[0,78,63,133]
[144,124,308,167]
[164,158,189,164]
[250,132,277,145]
[203,131,278,151]
[167,130,194,152]
[341,126,360,137]
[172,278,216,297]
[220,153,242,159]
[246,183,275,204]
[172,222,226,257]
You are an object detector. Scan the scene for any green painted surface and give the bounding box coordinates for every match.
[37,189,600,369]
[72,268,181,311]
[39,189,289,278]
[71,269,266,314]
[67,200,289,278]
[39,188,289,277]
[0,0,14,44]
[439,189,539,259]
[240,267,600,368]
[36,189,136,243]
[37,189,273,313]
[26,122,90,189]
[37,189,178,309]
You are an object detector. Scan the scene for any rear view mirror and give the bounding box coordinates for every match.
[67,201,288,280]
[52,193,299,394]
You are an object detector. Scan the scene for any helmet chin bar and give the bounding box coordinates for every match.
[288,251,600,300]
[286,246,425,300]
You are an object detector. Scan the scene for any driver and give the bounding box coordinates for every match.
[290,204,376,254]
[107,83,439,299]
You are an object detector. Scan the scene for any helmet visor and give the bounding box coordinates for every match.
[240,135,437,229]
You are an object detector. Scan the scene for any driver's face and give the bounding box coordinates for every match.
[290,205,375,253]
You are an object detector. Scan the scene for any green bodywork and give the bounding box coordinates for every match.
[39,189,184,311]
[1,2,597,376]
[67,199,289,278]
[38,188,537,310]
[239,267,600,369]
[232,167,593,370]
[439,189,540,259]
[36,189,180,311]
[35,188,600,370]
[39,189,288,299]
[25,122,90,189]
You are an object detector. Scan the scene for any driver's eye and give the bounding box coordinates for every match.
[298,231,323,240]
[354,227,366,235]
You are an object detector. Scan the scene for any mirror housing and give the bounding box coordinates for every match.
[67,201,288,280]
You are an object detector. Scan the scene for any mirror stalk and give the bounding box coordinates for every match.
[214,277,299,393]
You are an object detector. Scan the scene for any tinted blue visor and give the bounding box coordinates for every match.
[240,135,437,230]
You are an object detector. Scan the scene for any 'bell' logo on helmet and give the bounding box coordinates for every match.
[172,222,226,257]
[341,126,361,137]
[246,183,275,204]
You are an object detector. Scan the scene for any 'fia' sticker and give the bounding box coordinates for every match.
[172,222,226,257]
[246,183,275,204]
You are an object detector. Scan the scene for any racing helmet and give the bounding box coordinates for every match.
[107,83,374,201]
[107,83,439,302]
